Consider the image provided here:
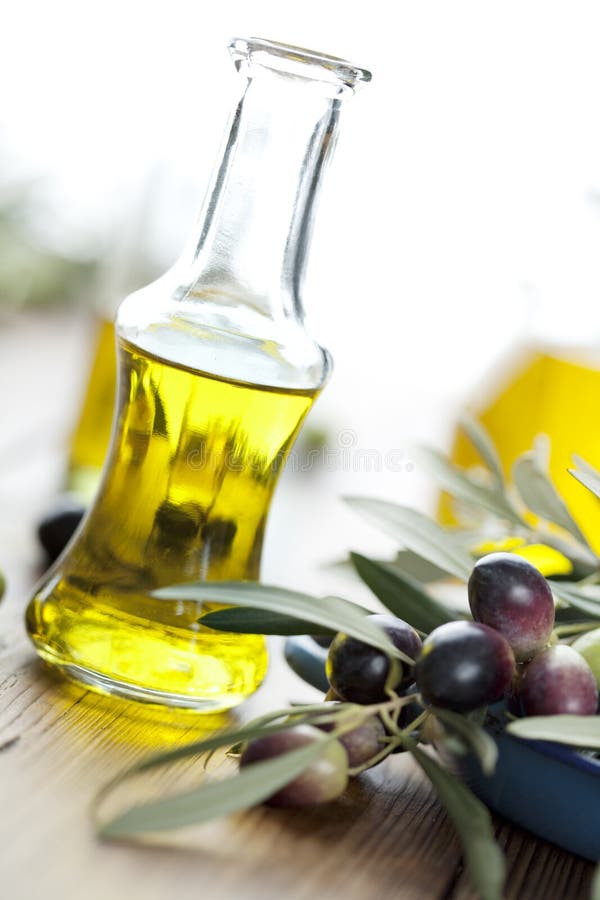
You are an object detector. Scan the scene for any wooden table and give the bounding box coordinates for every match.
[0,309,593,900]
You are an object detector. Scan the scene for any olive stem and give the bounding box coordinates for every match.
[379,707,400,737]
[383,657,403,697]
[349,708,431,775]
[347,742,397,776]
[400,709,429,736]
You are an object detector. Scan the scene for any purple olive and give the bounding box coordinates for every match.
[240,725,348,807]
[518,645,598,716]
[326,614,422,704]
[317,708,387,768]
[415,621,516,712]
[468,552,555,661]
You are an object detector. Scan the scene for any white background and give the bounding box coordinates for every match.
[3,1,600,586]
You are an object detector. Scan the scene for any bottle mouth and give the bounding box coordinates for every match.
[229,36,372,91]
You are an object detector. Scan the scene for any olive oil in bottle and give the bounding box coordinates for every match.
[27,338,316,708]
[26,37,371,710]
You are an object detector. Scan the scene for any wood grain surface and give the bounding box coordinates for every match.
[0,310,593,900]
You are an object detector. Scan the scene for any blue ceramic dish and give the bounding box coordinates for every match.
[284,635,600,861]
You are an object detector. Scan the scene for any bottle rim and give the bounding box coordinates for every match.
[228,36,372,91]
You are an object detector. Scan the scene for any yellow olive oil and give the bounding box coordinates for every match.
[444,347,600,552]
[27,338,316,710]
[67,317,117,498]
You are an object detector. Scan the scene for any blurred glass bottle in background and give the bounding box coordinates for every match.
[67,317,116,497]
[444,289,600,550]
[66,175,169,500]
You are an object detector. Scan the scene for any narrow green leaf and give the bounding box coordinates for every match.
[571,454,600,480]
[98,703,354,805]
[414,446,522,526]
[155,582,409,663]
[550,582,600,620]
[507,715,600,747]
[555,599,600,621]
[327,552,449,584]
[569,458,600,503]
[551,581,600,603]
[350,553,455,634]
[554,604,600,625]
[432,708,498,776]
[201,607,335,636]
[100,738,335,838]
[459,414,505,489]
[513,451,590,547]
[410,744,505,900]
[344,497,473,581]
[393,551,449,583]
[108,717,319,782]
[0,571,4,602]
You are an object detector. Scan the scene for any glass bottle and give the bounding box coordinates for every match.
[443,291,600,553]
[26,37,371,711]
[67,315,117,497]
[67,176,168,501]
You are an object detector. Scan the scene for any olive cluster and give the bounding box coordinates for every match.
[240,613,423,807]
[241,552,599,808]
[467,553,598,717]
[415,552,598,716]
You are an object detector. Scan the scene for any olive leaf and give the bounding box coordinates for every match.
[506,715,600,747]
[325,551,449,585]
[344,497,473,581]
[549,582,600,621]
[393,550,449,583]
[554,605,600,625]
[569,456,600,503]
[200,607,336,636]
[513,449,590,548]
[571,454,600,481]
[413,446,522,527]
[432,708,498,776]
[0,571,4,602]
[154,582,410,663]
[350,552,455,634]
[98,704,350,794]
[408,742,505,900]
[459,414,505,489]
[560,582,600,602]
[99,737,338,838]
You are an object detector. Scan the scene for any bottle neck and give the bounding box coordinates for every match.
[183,68,341,320]
[117,40,370,389]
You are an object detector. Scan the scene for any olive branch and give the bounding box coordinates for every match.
[96,417,600,900]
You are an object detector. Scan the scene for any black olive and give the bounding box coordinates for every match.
[37,495,86,563]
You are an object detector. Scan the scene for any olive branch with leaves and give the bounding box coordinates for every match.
[96,416,600,900]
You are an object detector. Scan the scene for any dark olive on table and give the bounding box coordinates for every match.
[37,496,86,563]
[240,724,348,807]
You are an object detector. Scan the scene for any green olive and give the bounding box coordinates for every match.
[572,628,600,688]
